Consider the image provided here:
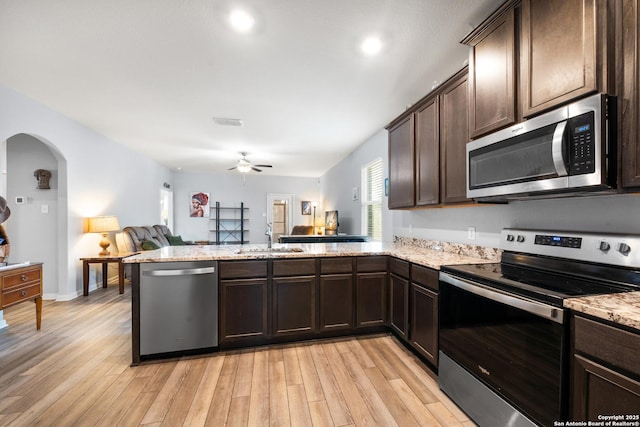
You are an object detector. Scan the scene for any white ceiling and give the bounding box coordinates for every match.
[0,0,502,177]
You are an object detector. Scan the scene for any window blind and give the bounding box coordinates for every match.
[361,158,383,241]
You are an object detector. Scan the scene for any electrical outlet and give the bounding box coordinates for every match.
[468,226,476,240]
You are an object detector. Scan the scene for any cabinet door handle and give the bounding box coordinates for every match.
[20,290,28,297]
[21,275,28,281]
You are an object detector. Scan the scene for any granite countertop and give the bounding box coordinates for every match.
[564,292,640,331]
[122,241,500,270]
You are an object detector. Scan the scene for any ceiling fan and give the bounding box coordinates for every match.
[228,152,273,173]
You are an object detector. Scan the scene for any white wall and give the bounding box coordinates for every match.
[320,129,395,242]
[321,129,640,247]
[173,172,320,244]
[396,194,640,248]
[0,83,173,300]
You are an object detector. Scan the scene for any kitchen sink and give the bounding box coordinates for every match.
[235,247,304,254]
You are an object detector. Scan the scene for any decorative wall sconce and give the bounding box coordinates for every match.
[34,169,52,189]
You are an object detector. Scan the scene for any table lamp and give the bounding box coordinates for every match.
[87,216,120,256]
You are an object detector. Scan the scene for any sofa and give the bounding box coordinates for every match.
[116,225,184,253]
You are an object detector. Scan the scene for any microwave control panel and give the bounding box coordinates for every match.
[568,112,595,175]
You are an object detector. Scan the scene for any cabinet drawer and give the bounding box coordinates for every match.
[1,267,41,290]
[574,316,640,377]
[273,259,315,277]
[410,264,439,291]
[219,261,267,279]
[389,258,409,278]
[2,283,41,307]
[357,256,388,273]
[320,257,353,274]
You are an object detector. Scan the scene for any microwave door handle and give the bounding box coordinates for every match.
[552,121,568,176]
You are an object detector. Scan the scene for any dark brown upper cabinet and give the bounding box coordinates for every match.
[465,0,612,134]
[466,0,640,192]
[520,0,607,118]
[386,67,471,209]
[388,114,415,208]
[415,95,440,206]
[463,4,517,138]
[620,0,640,188]
[439,71,471,204]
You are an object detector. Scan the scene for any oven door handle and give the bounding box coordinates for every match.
[439,272,565,324]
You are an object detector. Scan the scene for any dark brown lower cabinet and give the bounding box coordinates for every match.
[409,264,439,367]
[409,284,438,366]
[573,354,640,418]
[572,315,640,419]
[219,278,268,343]
[356,272,388,328]
[389,258,409,340]
[389,273,409,339]
[220,256,392,349]
[319,274,354,332]
[272,276,316,336]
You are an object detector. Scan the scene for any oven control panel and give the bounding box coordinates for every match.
[502,229,640,267]
[534,234,582,248]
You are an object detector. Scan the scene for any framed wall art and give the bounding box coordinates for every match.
[301,200,311,215]
[190,192,210,217]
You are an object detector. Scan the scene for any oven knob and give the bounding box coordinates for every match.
[506,234,515,242]
[598,241,611,252]
[516,235,525,243]
[617,242,631,255]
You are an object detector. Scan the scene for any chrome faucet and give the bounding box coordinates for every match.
[265,223,273,248]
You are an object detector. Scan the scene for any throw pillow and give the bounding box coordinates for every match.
[167,235,186,246]
[141,240,160,250]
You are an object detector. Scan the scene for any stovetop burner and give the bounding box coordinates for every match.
[441,260,636,307]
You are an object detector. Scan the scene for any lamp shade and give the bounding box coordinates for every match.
[87,216,120,233]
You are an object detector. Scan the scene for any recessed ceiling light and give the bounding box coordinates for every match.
[361,36,383,56]
[229,9,255,33]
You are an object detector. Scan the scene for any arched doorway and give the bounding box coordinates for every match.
[2,133,68,300]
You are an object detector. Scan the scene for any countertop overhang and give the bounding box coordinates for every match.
[122,242,497,270]
[564,292,640,330]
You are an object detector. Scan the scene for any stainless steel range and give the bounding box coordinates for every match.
[438,229,640,427]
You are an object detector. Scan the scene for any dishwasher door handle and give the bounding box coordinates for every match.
[142,267,215,277]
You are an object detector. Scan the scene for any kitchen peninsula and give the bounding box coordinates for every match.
[124,241,500,365]
[124,239,640,421]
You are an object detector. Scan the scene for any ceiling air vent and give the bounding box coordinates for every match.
[212,117,243,127]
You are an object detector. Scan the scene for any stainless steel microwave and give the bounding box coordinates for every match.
[466,93,616,202]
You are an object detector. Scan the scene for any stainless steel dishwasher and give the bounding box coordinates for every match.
[140,261,218,356]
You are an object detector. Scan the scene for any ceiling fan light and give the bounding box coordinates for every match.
[237,160,252,173]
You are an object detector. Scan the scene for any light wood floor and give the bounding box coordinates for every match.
[0,285,475,426]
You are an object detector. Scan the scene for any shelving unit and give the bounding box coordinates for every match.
[210,202,249,245]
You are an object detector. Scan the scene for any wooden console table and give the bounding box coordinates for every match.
[0,262,43,330]
[81,254,134,296]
